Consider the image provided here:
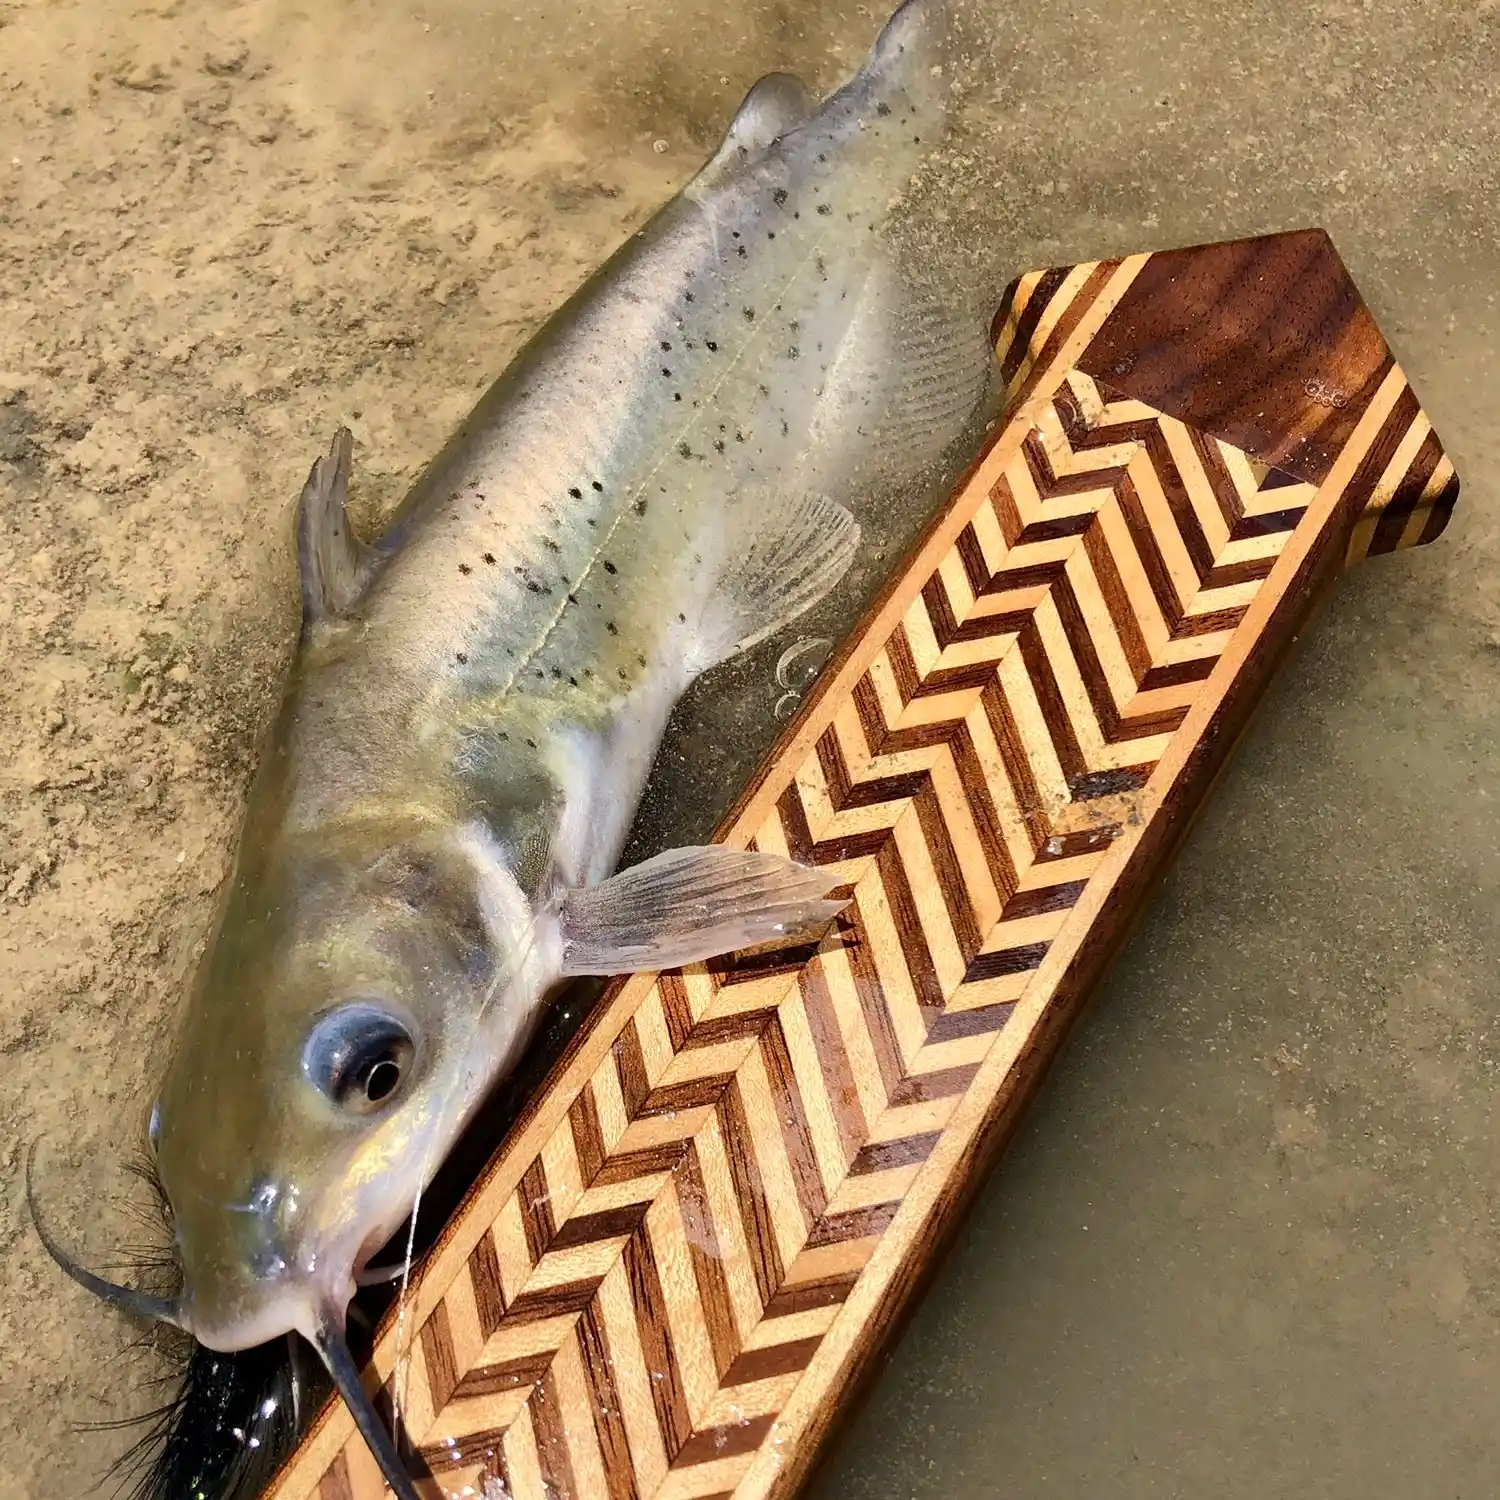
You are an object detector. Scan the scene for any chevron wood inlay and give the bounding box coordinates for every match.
[268,229,1459,1500]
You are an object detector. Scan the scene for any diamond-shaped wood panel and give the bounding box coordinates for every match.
[268,229,1458,1500]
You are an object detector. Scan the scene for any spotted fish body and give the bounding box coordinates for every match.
[39,3,993,1496]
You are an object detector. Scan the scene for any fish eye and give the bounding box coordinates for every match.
[302,1003,417,1114]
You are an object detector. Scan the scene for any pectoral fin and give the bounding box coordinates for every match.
[556,847,845,977]
[297,426,377,623]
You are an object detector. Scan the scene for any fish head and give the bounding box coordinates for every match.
[151,817,543,1352]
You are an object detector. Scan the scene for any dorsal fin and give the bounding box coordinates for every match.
[689,71,815,193]
[296,427,376,624]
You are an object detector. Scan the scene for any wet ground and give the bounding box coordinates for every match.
[1,0,1496,1496]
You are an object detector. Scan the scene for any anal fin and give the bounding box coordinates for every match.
[556,846,845,976]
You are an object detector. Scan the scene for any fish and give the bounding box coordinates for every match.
[30,1,992,1495]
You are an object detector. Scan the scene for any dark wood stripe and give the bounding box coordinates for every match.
[853,673,888,747]
[912,777,982,966]
[318,1453,354,1500]
[1082,515,1151,682]
[1113,470,1185,622]
[910,657,1006,699]
[623,1226,694,1461]
[1202,553,1278,590]
[419,1428,511,1475]
[1047,565,1126,742]
[1417,472,1459,544]
[1170,603,1248,639]
[569,1085,607,1186]
[1016,619,1088,782]
[1228,504,1305,541]
[548,1202,652,1252]
[956,522,990,595]
[965,942,1049,981]
[1188,424,1248,531]
[683,1006,776,1049]
[639,1074,734,1116]
[998,265,1068,385]
[762,1271,859,1319]
[948,717,1019,903]
[1000,879,1087,920]
[519,1157,554,1266]
[1369,426,1442,554]
[678,1144,741,1379]
[1141,422,1214,582]
[503,1276,605,1324]
[658,971,694,1051]
[578,1306,639,1500]
[921,572,960,649]
[851,872,924,1088]
[722,1334,824,1388]
[989,472,1025,548]
[806,1200,899,1249]
[1139,652,1216,692]
[614,1020,650,1119]
[981,557,1069,594]
[594,1141,690,1186]
[452,1350,554,1402]
[1021,425,1130,502]
[926,1001,1018,1043]
[760,1015,829,1226]
[888,1063,980,1106]
[849,1131,942,1176]
[952,606,1033,645]
[718,1076,787,1306]
[796,959,866,1165]
[980,677,1048,856]
[530,1366,579,1500]
[672,1413,776,1468]
[419,1299,459,1415]
[885,622,920,706]
[467,1227,507,1338]
[1036,825,1119,860]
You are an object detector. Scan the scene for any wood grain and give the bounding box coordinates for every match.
[267,228,1458,1500]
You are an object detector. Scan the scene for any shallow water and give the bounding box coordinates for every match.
[0,0,1496,1497]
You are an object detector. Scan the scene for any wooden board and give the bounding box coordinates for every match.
[266,228,1459,1500]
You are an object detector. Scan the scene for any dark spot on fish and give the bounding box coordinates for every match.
[603,561,617,575]
[634,498,648,515]
[877,101,891,116]
[637,653,648,668]
[661,367,671,377]
[685,291,694,302]
[735,429,746,442]
[542,537,561,553]
[736,245,747,257]
[817,203,832,216]
[526,738,537,749]
[534,669,545,680]
[677,441,692,458]
[550,667,562,678]
[525,580,544,594]
[743,307,755,321]
[782,419,790,436]
[773,187,787,206]
[569,486,582,498]
[568,592,579,603]
[913,136,921,143]
[606,621,619,634]
[767,231,775,240]
[713,439,725,453]
[483,552,496,564]
[660,341,671,351]
[817,153,826,162]
[458,563,472,575]
[569,675,579,687]
[759,383,770,396]
[788,346,799,359]
[618,669,629,681]
[678,612,686,623]
[706,340,717,352]
[456,652,468,664]
[587,518,597,527]
[793,211,800,219]
[674,392,682,401]
[592,481,603,491]
[732,230,740,238]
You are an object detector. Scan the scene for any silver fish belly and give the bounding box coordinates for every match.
[32,4,993,1498]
